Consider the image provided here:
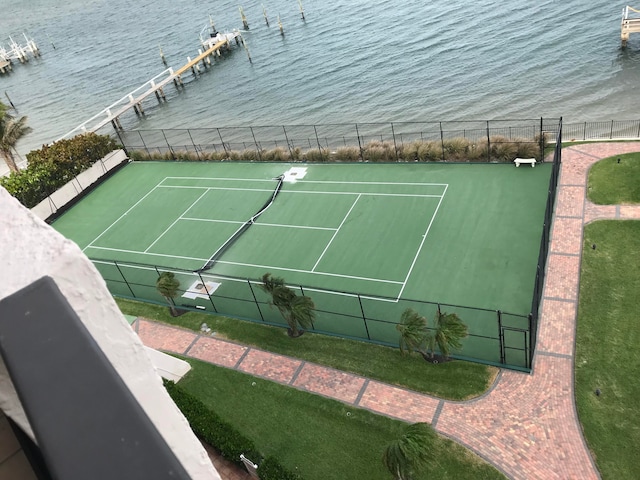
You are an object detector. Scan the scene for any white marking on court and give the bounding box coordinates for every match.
[181,217,338,231]
[144,189,211,253]
[216,259,403,285]
[83,183,161,252]
[86,245,205,263]
[396,184,449,300]
[157,184,443,198]
[312,194,361,272]
[163,176,448,187]
[87,245,402,285]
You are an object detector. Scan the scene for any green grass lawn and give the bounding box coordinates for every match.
[178,358,506,480]
[587,153,640,204]
[575,221,640,479]
[118,298,496,400]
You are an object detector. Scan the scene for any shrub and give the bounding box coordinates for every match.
[1,133,119,208]
[261,147,290,162]
[363,140,395,162]
[488,136,517,162]
[442,137,470,161]
[333,146,361,162]
[258,457,303,480]
[303,148,330,162]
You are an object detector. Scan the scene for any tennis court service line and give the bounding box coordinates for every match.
[162,176,448,187]
[82,183,161,252]
[143,189,211,253]
[86,245,402,286]
[181,217,338,232]
[312,194,362,272]
[396,184,449,300]
[158,184,441,198]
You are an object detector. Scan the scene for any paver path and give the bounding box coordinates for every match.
[133,143,640,479]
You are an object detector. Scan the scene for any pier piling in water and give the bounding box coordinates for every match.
[278,16,284,36]
[239,6,250,30]
[298,0,305,21]
[621,6,640,47]
[263,4,270,26]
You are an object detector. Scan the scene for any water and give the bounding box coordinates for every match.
[2,0,640,159]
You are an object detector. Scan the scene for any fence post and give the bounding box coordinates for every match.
[486,120,491,162]
[247,279,264,321]
[355,123,364,162]
[528,313,534,369]
[250,127,262,160]
[637,119,640,138]
[539,117,544,161]
[497,310,505,364]
[391,123,399,162]
[196,272,217,313]
[439,122,445,161]
[283,126,294,159]
[114,129,129,158]
[114,260,136,298]
[217,128,228,157]
[357,294,371,340]
[298,286,315,329]
[610,120,614,139]
[187,129,200,160]
[160,129,172,159]
[313,125,322,155]
[583,122,587,141]
[139,131,151,158]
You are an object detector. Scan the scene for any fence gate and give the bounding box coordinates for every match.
[500,327,530,370]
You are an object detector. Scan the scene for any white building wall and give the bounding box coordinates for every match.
[0,187,220,480]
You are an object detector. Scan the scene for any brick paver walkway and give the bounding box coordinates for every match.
[134,143,640,479]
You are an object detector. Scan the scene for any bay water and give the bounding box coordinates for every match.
[2,0,639,159]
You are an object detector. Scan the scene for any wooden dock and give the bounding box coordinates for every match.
[58,31,242,140]
[621,5,640,47]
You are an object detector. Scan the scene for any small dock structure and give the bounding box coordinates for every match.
[58,30,242,140]
[0,34,40,73]
[621,6,640,47]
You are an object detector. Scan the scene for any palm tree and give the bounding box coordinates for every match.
[260,273,315,337]
[382,423,434,480]
[396,308,468,362]
[0,101,32,173]
[156,271,181,317]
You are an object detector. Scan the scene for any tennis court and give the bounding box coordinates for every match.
[52,160,552,368]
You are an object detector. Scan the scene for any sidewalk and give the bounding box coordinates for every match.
[134,143,640,479]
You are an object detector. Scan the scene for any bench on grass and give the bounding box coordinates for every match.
[514,158,536,167]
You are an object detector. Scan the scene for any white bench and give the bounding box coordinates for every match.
[514,157,536,167]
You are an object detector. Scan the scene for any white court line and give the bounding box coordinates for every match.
[181,217,338,231]
[396,184,449,300]
[86,245,402,285]
[144,189,211,253]
[158,184,442,198]
[312,194,361,272]
[86,245,205,263]
[216,259,402,285]
[82,182,162,252]
[164,176,448,187]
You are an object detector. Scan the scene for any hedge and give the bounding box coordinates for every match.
[0,133,119,208]
[163,380,302,480]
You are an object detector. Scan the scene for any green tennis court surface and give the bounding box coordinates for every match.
[52,161,551,368]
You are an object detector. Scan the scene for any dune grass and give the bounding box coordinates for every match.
[587,153,640,204]
[178,358,506,480]
[117,298,497,400]
[575,221,640,479]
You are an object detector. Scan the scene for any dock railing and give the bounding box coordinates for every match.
[57,68,176,141]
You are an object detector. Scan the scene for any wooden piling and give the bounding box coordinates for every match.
[298,0,305,21]
[239,6,250,30]
[159,45,167,65]
[278,16,284,36]
[263,4,269,26]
